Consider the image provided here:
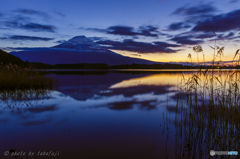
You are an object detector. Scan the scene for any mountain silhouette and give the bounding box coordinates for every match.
[10,36,161,65]
[52,36,100,50]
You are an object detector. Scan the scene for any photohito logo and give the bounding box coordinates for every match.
[210,150,215,156]
[210,150,238,156]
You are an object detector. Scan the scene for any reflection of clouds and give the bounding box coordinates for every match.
[136,100,158,110]
[108,101,136,110]
[0,91,64,126]
[26,104,58,113]
[167,86,178,91]
[79,90,178,111]
[103,85,175,98]
[81,94,132,107]
[59,85,107,101]
[170,92,188,101]
[100,90,113,94]
[55,118,68,124]
[107,100,158,111]
[22,117,52,126]
[14,107,54,126]
[133,92,175,101]
[47,82,179,111]
[0,118,8,123]
[0,90,179,128]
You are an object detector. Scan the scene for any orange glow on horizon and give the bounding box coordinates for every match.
[110,43,240,63]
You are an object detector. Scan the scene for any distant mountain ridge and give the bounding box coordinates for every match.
[10,36,162,65]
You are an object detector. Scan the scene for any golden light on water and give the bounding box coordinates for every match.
[110,73,193,88]
[110,70,238,89]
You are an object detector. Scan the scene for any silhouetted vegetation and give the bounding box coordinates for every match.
[0,49,25,66]
[0,64,57,90]
[25,62,219,69]
[170,30,240,158]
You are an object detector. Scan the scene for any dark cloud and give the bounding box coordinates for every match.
[85,25,162,37]
[137,25,160,37]
[4,20,57,32]
[218,32,235,39]
[4,15,31,25]
[88,37,106,41]
[170,35,204,45]
[54,40,66,43]
[167,3,240,44]
[22,23,56,32]
[168,31,224,45]
[177,31,215,39]
[1,35,54,41]
[170,3,218,30]
[53,11,65,17]
[194,33,215,39]
[96,39,180,53]
[168,22,191,31]
[172,3,217,17]
[230,0,238,3]
[14,9,49,18]
[2,13,56,32]
[208,32,238,41]
[192,9,240,32]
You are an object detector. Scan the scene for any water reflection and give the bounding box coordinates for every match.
[0,89,53,112]
[1,71,238,159]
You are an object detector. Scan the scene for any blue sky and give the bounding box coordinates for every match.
[0,0,240,62]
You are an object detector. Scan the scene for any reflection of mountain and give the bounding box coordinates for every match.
[48,73,179,102]
[0,73,179,126]
[10,36,160,65]
[48,73,151,101]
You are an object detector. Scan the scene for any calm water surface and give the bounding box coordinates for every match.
[0,70,227,158]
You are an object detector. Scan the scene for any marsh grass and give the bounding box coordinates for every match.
[173,31,240,158]
[0,63,57,90]
[0,63,58,111]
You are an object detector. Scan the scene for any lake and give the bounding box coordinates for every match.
[0,70,239,159]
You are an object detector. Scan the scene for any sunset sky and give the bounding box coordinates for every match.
[0,0,240,63]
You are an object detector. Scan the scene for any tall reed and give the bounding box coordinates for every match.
[175,29,240,158]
